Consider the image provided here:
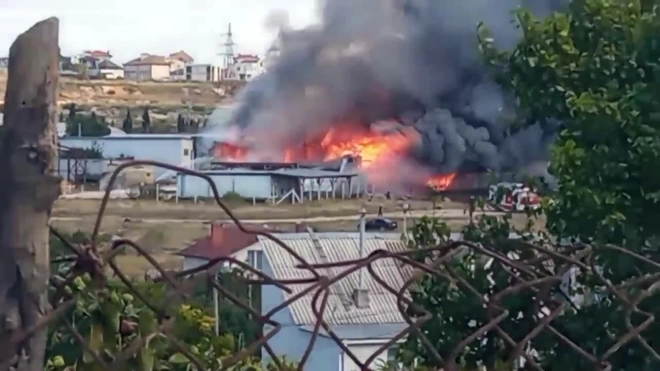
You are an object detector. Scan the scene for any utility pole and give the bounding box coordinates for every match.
[0,18,62,370]
[219,23,236,69]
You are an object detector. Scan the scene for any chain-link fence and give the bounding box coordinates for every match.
[3,161,659,371]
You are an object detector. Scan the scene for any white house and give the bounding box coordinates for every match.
[89,59,124,79]
[124,54,172,81]
[222,54,264,81]
[186,64,223,82]
[259,229,411,371]
[59,134,195,178]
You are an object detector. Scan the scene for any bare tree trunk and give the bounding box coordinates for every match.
[0,18,61,371]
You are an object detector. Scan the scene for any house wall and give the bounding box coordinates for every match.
[177,173,275,199]
[182,243,263,272]
[100,69,124,79]
[151,64,171,80]
[223,60,264,81]
[60,136,194,178]
[261,259,341,370]
[124,65,151,81]
[340,342,393,371]
[186,64,222,82]
[169,59,185,72]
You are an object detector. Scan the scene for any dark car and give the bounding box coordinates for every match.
[359,218,398,231]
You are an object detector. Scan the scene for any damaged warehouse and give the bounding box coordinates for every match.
[175,161,363,203]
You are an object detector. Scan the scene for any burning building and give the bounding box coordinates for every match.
[202,0,565,193]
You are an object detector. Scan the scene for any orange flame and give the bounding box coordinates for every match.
[211,123,457,189]
[427,173,458,191]
[320,127,412,168]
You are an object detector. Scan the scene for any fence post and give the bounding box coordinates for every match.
[0,18,61,370]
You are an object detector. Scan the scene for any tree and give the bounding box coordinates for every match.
[65,112,110,137]
[176,113,185,133]
[46,231,293,371]
[142,107,151,133]
[123,109,133,134]
[67,103,76,123]
[479,0,660,246]
[399,1,660,370]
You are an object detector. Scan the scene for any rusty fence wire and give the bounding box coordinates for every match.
[3,160,660,371]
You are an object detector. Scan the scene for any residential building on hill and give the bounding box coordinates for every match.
[168,50,194,73]
[124,54,171,81]
[89,60,124,79]
[222,54,264,81]
[185,63,223,82]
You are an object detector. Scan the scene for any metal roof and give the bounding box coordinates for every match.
[187,168,360,179]
[272,168,360,179]
[61,134,197,140]
[259,232,413,326]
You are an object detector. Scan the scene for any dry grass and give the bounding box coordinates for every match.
[52,198,460,220]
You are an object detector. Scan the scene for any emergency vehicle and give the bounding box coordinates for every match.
[488,182,541,212]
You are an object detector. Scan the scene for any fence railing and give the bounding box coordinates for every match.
[3,161,659,371]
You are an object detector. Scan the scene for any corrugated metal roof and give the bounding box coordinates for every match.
[259,232,413,326]
[272,168,360,178]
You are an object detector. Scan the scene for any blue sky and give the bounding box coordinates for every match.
[0,0,318,63]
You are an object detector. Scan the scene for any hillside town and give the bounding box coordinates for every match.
[0,25,273,83]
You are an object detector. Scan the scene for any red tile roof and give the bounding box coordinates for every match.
[84,50,112,58]
[177,223,274,260]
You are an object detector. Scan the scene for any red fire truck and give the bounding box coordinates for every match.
[488,182,541,212]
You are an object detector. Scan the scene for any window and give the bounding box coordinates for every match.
[247,250,263,270]
[183,148,190,156]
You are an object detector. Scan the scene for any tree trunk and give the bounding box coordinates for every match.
[0,18,61,370]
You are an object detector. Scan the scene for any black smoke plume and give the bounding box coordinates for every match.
[211,0,568,174]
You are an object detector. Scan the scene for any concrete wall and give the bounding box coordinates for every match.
[60,136,194,178]
[177,173,276,199]
[261,258,341,370]
[124,65,151,81]
[151,64,171,80]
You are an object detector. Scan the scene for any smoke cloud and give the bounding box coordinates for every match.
[209,0,568,173]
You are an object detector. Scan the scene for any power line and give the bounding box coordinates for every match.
[219,23,235,68]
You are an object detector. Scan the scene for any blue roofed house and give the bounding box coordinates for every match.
[258,230,412,371]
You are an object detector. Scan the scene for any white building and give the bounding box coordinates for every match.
[59,134,195,178]
[185,64,223,82]
[124,54,172,81]
[222,54,264,81]
[89,60,124,79]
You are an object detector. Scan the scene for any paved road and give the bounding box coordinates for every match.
[51,209,503,224]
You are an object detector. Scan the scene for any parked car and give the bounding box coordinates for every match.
[359,218,398,231]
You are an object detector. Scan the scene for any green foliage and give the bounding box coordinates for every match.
[480,0,660,246]
[123,110,134,134]
[46,231,277,370]
[399,1,660,370]
[399,206,546,370]
[142,107,151,133]
[65,104,111,137]
[222,191,244,202]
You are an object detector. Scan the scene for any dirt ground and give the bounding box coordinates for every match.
[52,197,456,220]
[0,71,241,108]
